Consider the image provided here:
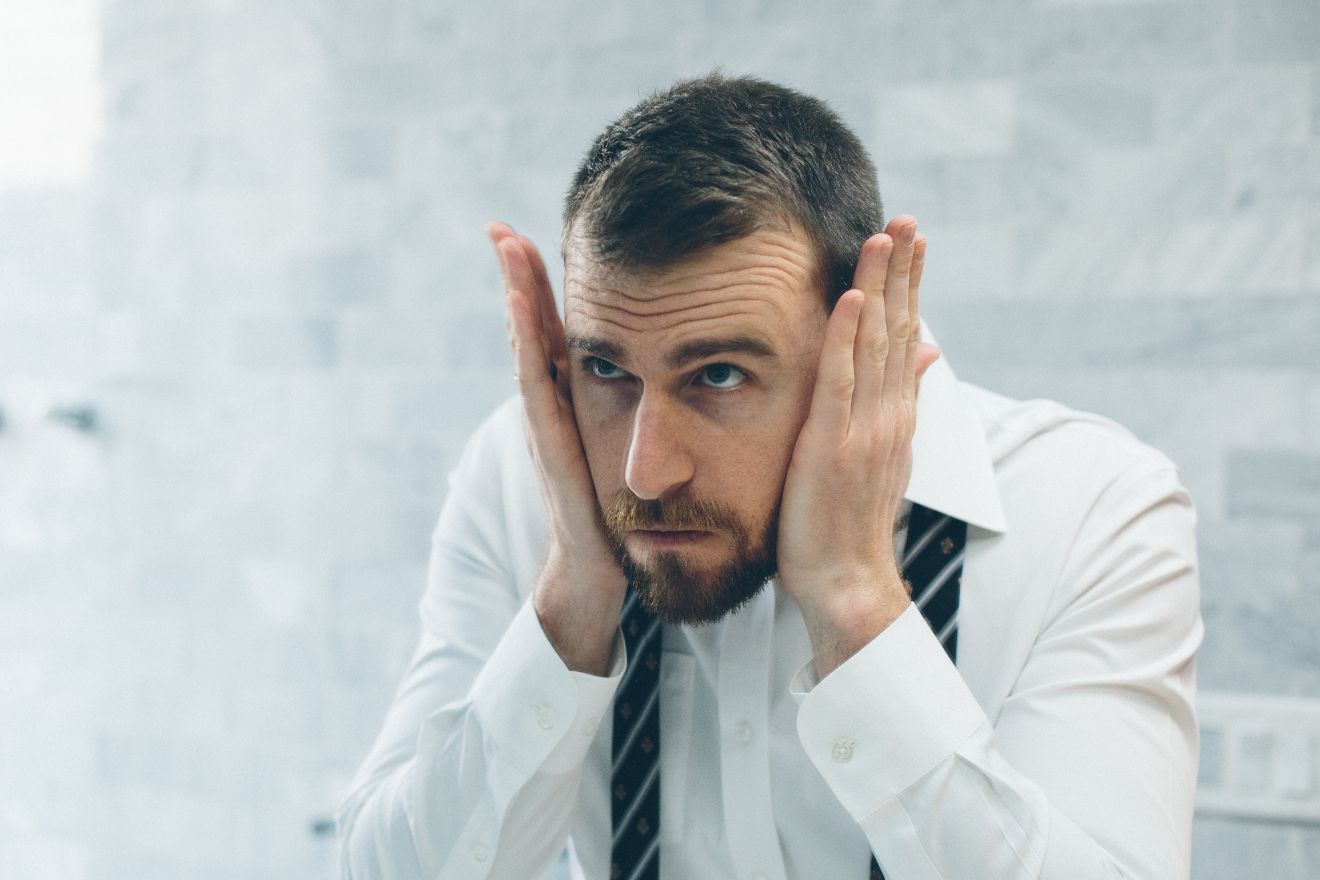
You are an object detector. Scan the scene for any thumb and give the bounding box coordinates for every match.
[914,343,941,382]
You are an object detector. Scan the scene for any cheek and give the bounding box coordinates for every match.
[574,399,630,500]
[710,391,812,510]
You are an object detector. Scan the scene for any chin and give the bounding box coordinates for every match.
[624,551,777,627]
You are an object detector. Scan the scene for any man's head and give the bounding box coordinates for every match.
[564,72,883,314]
[561,73,885,625]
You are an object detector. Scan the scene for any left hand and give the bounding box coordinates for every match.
[776,214,942,677]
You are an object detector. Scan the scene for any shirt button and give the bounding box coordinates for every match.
[471,842,490,862]
[831,737,855,763]
[735,720,753,745]
[536,705,556,730]
[581,715,599,736]
[753,874,769,880]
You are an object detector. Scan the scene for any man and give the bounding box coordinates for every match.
[336,73,1203,879]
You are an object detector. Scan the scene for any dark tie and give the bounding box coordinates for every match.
[609,503,968,880]
[610,585,663,880]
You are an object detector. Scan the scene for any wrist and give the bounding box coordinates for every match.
[796,579,909,679]
[534,551,625,676]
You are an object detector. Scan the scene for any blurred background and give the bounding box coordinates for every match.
[2,0,1318,877]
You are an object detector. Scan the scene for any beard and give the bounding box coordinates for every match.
[601,489,780,626]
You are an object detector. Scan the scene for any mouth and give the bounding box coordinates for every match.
[629,528,714,548]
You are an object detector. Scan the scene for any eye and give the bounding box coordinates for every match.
[697,363,747,389]
[586,356,627,380]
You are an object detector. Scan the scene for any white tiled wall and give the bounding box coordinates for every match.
[1,1,1317,877]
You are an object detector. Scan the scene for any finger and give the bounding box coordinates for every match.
[914,342,940,384]
[849,232,893,421]
[487,221,520,294]
[804,290,865,442]
[517,234,568,379]
[902,233,926,407]
[497,238,559,425]
[486,220,518,254]
[880,215,918,408]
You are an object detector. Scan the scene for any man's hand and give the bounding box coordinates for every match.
[487,222,627,676]
[776,215,941,678]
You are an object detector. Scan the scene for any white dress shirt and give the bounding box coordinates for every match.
[335,319,1204,880]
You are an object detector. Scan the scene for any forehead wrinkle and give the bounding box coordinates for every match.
[568,263,810,307]
[571,289,790,322]
[639,236,815,287]
[579,309,775,340]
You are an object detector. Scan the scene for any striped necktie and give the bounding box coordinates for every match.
[609,502,968,880]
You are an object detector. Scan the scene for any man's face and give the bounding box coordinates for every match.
[563,227,828,625]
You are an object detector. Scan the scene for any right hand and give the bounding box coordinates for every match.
[487,222,627,675]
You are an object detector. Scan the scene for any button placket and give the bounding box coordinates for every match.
[716,586,789,880]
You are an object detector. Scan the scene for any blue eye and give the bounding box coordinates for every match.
[699,363,746,389]
[587,357,626,380]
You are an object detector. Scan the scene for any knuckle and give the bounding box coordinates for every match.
[890,315,914,346]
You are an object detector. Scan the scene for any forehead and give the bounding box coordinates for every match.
[562,227,822,356]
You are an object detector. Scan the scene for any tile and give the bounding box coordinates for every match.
[1191,818,1309,878]
[1301,529,1320,593]
[229,316,336,371]
[1105,214,1307,297]
[910,221,1015,298]
[1225,140,1320,213]
[876,81,1018,159]
[1314,63,1320,135]
[1020,76,1155,149]
[1158,65,1311,147]
[328,60,440,115]
[334,311,448,371]
[1227,449,1320,520]
[1023,5,1230,73]
[873,158,944,224]
[927,296,1320,370]
[327,126,396,181]
[1234,0,1320,63]
[1197,595,1320,695]
[1197,520,1306,607]
[287,247,387,308]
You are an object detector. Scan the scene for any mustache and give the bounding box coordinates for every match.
[602,490,740,533]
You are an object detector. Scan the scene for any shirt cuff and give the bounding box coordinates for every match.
[793,601,989,821]
[470,597,625,777]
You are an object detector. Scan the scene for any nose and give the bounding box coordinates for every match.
[624,392,694,501]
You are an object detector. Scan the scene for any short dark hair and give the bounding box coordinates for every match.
[563,72,884,309]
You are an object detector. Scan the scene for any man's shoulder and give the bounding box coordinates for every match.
[445,394,533,502]
[959,379,1180,483]
[458,394,525,459]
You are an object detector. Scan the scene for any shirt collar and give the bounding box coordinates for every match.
[908,317,1008,534]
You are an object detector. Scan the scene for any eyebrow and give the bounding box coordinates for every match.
[564,333,779,369]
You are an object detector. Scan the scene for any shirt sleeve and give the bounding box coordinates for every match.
[792,462,1204,879]
[334,406,625,880]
